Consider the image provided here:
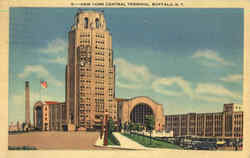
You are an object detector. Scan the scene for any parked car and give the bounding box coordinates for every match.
[183,144,193,150]
[192,142,217,150]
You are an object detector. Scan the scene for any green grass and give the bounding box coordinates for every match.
[8,146,37,150]
[122,133,182,149]
[107,133,120,146]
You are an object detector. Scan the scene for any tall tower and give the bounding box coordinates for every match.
[25,81,30,125]
[66,10,116,129]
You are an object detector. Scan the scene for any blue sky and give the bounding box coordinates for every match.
[8,8,243,124]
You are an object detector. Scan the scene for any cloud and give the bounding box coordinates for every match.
[9,90,65,123]
[219,74,242,83]
[47,56,67,65]
[195,83,240,98]
[17,65,63,87]
[11,90,65,107]
[9,87,65,124]
[114,58,154,84]
[39,38,67,54]
[116,80,141,89]
[38,38,67,65]
[152,77,194,97]
[113,57,241,104]
[192,49,234,66]
[194,95,231,103]
[152,76,241,103]
[113,57,241,103]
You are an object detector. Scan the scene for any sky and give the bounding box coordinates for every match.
[8,8,243,124]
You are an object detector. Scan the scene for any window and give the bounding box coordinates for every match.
[95,18,100,28]
[84,18,88,29]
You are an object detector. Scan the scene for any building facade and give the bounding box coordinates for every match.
[66,10,116,130]
[33,101,66,131]
[165,103,243,138]
[116,96,165,131]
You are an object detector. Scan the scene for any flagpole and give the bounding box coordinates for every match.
[39,78,42,101]
[46,81,48,100]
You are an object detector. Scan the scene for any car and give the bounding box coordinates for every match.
[183,144,193,150]
[192,142,217,150]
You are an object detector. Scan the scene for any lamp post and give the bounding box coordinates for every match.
[103,113,109,146]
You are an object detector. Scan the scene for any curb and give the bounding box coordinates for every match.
[94,144,148,150]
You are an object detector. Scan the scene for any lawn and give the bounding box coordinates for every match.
[122,133,182,149]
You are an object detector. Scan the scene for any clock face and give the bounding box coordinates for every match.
[80,61,84,66]
[83,56,88,62]
[80,54,91,67]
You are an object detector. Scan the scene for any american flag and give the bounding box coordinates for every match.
[40,80,48,88]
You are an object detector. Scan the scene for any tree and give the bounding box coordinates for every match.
[124,122,128,132]
[107,117,115,135]
[128,122,132,134]
[135,123,140,132]
[145,115,155,144]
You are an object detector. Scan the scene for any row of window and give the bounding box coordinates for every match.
[95,87,104,90]
[95,98,104,102]
[95,69,104,73]
[80,34,90,37]
[80,80,91,83]
[234,127,243,131]
[95,46,105,50]
[96,64,104,67]
[234,115,243,119]
[96,34,104,38]
[96,40,104,44]
[96,75,104,78]
[80,86,90,88]
[83,17,101,29]
[96,81,104,84]
[80,40,90,44]
[80,74,91,77]
[80,104,91,107]
[95,57,104,61]
[95,93,104,96]
[234,121,243,125]
[96,52,104,55]
[81,80,91,83]
[80,110,91,113]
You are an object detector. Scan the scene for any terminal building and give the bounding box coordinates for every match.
[165,103,243,138]
[116,97,165,131]
[33,101,67,131]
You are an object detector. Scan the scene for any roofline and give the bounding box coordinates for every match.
[127,96,162,105]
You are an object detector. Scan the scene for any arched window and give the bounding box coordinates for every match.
[95,18,100,29]
[84,17,88,29]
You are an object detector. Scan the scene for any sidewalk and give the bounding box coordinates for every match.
[95,132,149,150]
[113,132,148,150]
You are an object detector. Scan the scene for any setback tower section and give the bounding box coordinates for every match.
[66,10,116,130]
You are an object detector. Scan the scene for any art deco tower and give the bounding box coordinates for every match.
[66,10,116,129]
[25,81,30,125]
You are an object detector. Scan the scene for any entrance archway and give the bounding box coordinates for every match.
[130,103,154,125]
[35,106,43,130]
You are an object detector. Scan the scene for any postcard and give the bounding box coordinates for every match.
[1,1,250,158]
